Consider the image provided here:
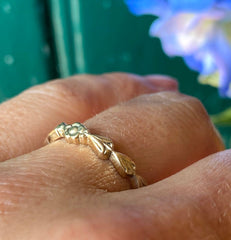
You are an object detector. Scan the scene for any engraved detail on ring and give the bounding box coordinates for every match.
[46,122,146,189]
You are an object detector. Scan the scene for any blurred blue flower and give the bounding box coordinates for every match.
[125,0,231,97]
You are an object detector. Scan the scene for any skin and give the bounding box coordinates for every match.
[0,72,228,240]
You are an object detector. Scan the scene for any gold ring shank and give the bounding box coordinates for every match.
[46,122,146,189]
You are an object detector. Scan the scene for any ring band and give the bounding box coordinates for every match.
[46,122,147,189]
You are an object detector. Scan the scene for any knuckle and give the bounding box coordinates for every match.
[175,94,224,152]
[131,92,223,152]
[159,92,209,119]
[136,91,210,123]
[25,76,99,118]
[29,78,83,104]
[183,95,209,120]
[168,91,212,125]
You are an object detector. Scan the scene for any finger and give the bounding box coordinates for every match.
[102,149,231,239]
[85,91,224,184]
[0,149,227,239]
[0,73,177,161]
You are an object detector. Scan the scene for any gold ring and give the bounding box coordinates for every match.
[46,122,147,189]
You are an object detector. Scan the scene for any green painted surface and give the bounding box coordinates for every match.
[0,0,231,145]
[0,0,57,101]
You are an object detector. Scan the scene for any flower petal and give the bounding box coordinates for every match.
[184,52,217,74]
[125,0,231,97]
[210,32,231,97]
[125,0,168,16]
[217,0,231,9]
[169,0,215,12]
[150,13,214,55]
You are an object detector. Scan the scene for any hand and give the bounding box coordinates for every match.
[0,73,226,239]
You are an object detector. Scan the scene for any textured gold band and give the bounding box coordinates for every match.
[46,122,147,189]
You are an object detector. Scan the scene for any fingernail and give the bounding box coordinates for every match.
[144,75,178,91]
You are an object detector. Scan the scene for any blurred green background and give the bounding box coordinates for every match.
[0,0,231,146]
